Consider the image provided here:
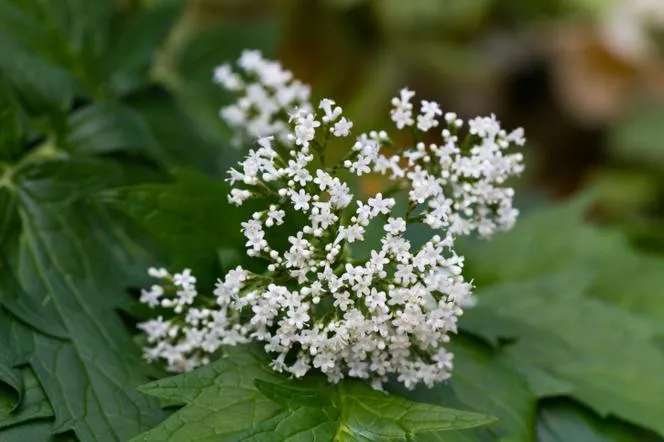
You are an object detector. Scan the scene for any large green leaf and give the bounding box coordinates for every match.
[133,346,495,441]
[0,187,68,339]
[0,158,166,441]
[461,273,664,437]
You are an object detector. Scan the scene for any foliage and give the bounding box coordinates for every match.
[133,346,495,441]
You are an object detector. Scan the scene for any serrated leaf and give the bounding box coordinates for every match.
[457,197,664,436]
[65,102,158,155]
[0,310,23,418]
[0,310,53,432]
[0,158,166,441]
[134,346,495,441]
[461,273,664,437]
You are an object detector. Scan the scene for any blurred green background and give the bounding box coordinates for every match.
[141,0,664,249]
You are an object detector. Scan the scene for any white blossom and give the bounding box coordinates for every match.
[139,51,525,390]
[214,50,312,147]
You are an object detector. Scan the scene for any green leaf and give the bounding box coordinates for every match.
[0,0,112,96]
[459,196,609,286]
[134,346,495,441]
[538,400,661,442]
[458,197,664,436]
[65,102,158,155]
[0,0,112,66]
[98,171,249,285]
[0,32,76,113]
[0,189,68,339]
[460,196,664,324]
[0,158,166,441]
[462,273,664,437]
[393,337,536,442]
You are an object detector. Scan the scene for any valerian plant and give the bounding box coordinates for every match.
[137,51,526,392]
[4,5,664,438]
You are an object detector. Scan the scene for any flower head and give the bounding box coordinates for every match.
[139,50,525,389]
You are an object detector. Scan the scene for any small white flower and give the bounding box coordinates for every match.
[384,217,407,235]
[213,64,242,90]
[332,117,353,137]
[148,267,169,279]
[267,207,286,226]
[228,188,252,206]
[140,285,164,308]
[291,189,311,212]
[293,113,320,148]
[173,269,196,287]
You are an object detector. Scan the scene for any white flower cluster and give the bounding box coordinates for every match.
[213,50,312,147]
[139,51,525,389]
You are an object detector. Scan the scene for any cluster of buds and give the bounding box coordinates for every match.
[138,50,525,389]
